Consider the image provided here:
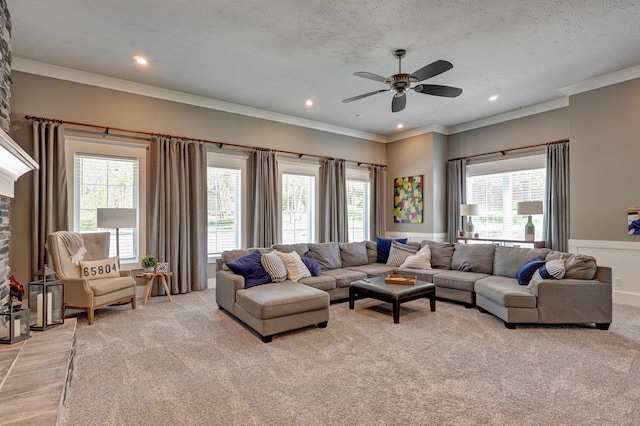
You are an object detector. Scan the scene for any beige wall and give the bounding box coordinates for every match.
[8,71,386,285]
[569,78,640,241]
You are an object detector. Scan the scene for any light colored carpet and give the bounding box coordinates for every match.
[62,290,640,425]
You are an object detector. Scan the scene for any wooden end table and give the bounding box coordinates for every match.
[135,271,173,305]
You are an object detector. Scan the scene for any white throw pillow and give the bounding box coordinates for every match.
[386,241,419,267]
[276,250,311,282]
[399,244,432,269]
[79,256,120,280]
[261,251,288,282]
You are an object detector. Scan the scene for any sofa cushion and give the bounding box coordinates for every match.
[339,242,369,267]
[433,270,489,292]
[474,276,537,308]
[309,243,342,270]
[515,256,545,285]
[301,251,321,276]
[386,241,420,266]
[421,240,455,269]
[222,248,272,271]
[396,267,446,283]
[376,237,408,263]
[400,244,432,270]
[236,282,329,320]
[226,250,271,288]
[365,241,378,264]
[320,268,367,288]
[546,251,597,280]
[345,263,396,277]
[88,276,135,296]
[276,250,311,282]
[298,275,337,291]
[451,244,495,274]
[494,246,550,278]
[261,251,288,283]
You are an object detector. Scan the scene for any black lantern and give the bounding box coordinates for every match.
[29,265,65,331]
[0,300,31,344]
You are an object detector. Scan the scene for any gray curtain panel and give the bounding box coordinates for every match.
[369,165,385,239]
[544,141,570,251]
[148,137,208,294]
[250,149,278,247]
[320,158,348,242]
[32,121,68,275]
[446,159,467,243]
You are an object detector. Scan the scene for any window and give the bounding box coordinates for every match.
[281,173,316,243]
[466,155,545,240]
[206,153,246,256]
[74,153,139,259]
[346,168,371,242]
[207,167,241,255]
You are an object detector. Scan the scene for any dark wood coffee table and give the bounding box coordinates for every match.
[349,276,436,323]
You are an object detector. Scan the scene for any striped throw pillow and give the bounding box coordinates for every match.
[261,251,288,282]
[386,241,419,267]
[399,244,432,269]
[276,250,311,282]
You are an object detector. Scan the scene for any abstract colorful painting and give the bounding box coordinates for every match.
[394,175,423,223]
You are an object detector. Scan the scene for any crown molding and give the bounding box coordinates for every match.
[386,124,448,142]
[559,64,640,96]
[12,57,387,143]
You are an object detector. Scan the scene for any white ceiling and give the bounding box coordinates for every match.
[8,1,640,139]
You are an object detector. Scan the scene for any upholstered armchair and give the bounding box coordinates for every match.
[47,231,137,324]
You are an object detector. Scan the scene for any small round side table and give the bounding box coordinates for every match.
[135,271,174,305]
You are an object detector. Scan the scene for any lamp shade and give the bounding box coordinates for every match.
[460,204,480,216]
[517,201,543,215]
[97,208,137,228]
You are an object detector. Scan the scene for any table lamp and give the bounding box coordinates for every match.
[97,208,137,267]
[460,204,480,237]
[517,201,543,241]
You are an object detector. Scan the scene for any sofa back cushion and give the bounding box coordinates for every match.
[365,241,378,264]
[308,242,342,270]
[339,242,369,267]
[545,251,597,279]
[493,246,550,278]
[421,240,455,269]
[222,248,272,271]
[226,250,272,288]
[451,244,495,274]
[271,243,309,256]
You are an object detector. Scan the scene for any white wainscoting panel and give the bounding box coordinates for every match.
[569,239,640,308]
[385,232,447,243]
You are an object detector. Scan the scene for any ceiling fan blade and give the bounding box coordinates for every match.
[411,60,453,82]
[414,84,463,98]
[391,93,406,113]
[353,71,389,83]
[342,89,388,103]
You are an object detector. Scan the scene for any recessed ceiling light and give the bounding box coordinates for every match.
[134,56,148,65]
[305,99,313,107]
[488,94,499,101]
[397,123,404,129]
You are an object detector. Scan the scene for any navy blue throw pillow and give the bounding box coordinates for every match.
[376,237,408,263]
[516,256,545,285]
[226,250,271,288]
[301,251,322,276]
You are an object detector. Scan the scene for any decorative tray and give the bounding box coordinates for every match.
[384,274,417,285]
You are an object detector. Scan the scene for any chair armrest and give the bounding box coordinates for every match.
[61,277,95,308]
[119,270,132,277]
[530,278,612,324]
[215,270,245,314]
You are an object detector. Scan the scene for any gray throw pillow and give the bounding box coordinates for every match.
[451,244,495,274]
[493,246,550,278]
[308,242,342,270]
[421,240,455,269]
[271,243,309,256]
[339,242,369,267]
[365,241,378,264]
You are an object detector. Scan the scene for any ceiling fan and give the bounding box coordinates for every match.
[341,49,463,113]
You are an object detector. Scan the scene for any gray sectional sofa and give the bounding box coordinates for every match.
[216,240,612,341]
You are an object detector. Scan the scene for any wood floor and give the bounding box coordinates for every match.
[0,319,76,425]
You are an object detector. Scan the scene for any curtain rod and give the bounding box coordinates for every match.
[24,115,387,168]
[449,138,569,162]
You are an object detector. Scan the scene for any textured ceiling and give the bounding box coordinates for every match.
[8,0,640,138]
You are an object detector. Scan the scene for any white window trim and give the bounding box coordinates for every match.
[65,137,148,269]
[346,167,371,242]
[206,152,248,258]
[278,160,320,244]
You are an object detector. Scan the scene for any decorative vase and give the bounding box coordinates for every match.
[524,215,535,241]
